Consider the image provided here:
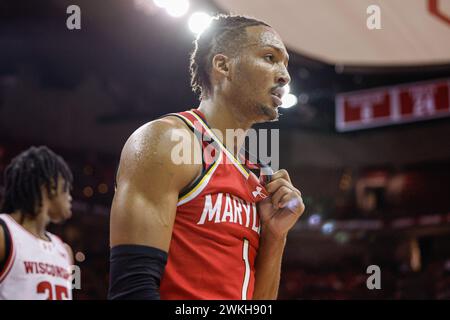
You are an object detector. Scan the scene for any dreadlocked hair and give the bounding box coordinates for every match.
[1,146,73,217]
[189,14,270,99]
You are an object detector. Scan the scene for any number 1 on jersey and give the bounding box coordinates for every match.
[241,238,250,300]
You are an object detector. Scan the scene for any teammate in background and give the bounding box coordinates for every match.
[109,14,305,299]
[0,146,74,300]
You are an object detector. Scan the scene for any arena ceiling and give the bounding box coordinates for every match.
[214,0,450,66]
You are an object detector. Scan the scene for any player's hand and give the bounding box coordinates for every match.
[257,169,305,240]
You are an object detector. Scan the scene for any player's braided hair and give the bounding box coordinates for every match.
[189,14,270,99]
[1,146,73,217]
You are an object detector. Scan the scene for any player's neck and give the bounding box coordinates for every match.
[198,98,252,154]
[10,209,50,241]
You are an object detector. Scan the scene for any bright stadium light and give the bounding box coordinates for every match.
[321,222,335,235]
[285,84,291,94]
[308,214,322,226]
[188,12,212,34]
[280,84,298,109]
[153,0,167,8]
[281,94,298,109]
[165,0,189,17]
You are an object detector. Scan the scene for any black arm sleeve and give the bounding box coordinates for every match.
[108,244,168,300]
[0,218,11,273]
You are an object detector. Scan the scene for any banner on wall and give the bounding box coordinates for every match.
[335,78,450,132]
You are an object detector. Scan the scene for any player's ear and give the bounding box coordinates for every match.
[211,54,230,78]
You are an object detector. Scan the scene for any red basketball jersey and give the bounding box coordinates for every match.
[159,109,269,300]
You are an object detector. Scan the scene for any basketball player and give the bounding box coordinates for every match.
[0,146,74,300]
[109,14,305,300]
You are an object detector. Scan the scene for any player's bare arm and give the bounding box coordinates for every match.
[109,116,202,299]
[0,225,5,266]
[110,117,201,250]
[253,169,305,300]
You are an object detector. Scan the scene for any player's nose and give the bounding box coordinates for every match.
[276,67,291,87]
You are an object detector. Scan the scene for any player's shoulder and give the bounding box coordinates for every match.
[0,215,12,265]
[47,233,74,263]
[126,114,194,152]
[141,114,189,132]
[0,217,5,262]
[119,114,201,180]
[63,243,74,265]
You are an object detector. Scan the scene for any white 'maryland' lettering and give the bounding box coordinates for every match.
[197,193,260,234]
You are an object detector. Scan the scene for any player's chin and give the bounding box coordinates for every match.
[54,209,72,223]
[257,104,279,122]
[63,208,73,220]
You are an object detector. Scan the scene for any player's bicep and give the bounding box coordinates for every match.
[110,175,179,251]
[110,120,198,252]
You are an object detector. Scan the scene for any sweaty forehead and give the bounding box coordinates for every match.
[244,25,286,51]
